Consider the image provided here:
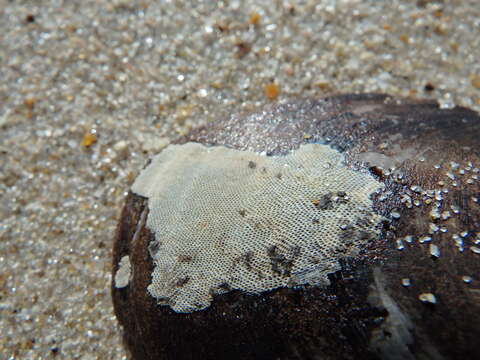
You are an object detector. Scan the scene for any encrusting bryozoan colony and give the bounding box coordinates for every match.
[130,142,384,313]
[114,255,132,288]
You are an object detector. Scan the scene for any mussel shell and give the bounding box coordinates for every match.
[112,94,480,360]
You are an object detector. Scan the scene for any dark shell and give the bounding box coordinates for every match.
[112,94,480,360]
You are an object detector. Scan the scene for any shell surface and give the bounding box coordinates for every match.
[112,94,480,360]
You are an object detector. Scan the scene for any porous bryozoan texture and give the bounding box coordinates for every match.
[131,142,383,312]
[114,255,132,289]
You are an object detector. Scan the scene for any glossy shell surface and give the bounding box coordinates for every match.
[112,94,480,360]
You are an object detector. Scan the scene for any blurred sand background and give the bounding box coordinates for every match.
[1,0,479,358]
